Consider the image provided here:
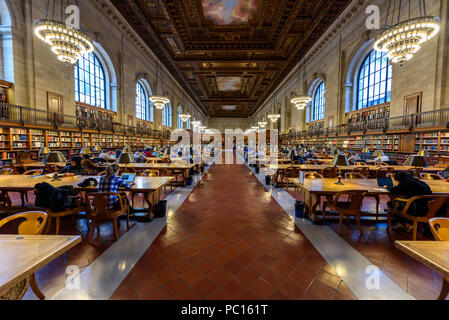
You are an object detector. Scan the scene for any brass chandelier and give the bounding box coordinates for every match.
[34,0,93,64]
[374,0,440,65]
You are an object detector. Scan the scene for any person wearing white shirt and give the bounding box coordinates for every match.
[348,152,361,162]
[374,155,390,163]
[98,152,113,162]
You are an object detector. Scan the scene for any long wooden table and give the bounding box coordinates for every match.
[395,241,449,300]
[267,164,444,187]
[299,178,449,217]
[0,175,174,214]
[0,235,81,298]
[116,163,194,186]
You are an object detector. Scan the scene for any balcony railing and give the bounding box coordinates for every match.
[283,107,449,140]
[0,103,171,139]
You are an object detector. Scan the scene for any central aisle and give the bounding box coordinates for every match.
[111,157,355,300]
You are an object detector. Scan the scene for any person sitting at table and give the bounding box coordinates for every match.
[387,171,432,232]
[98,164,134,210]
[374,153,390,163]
[98,150,114,162]
[81,155,99,174]
[60,156,88,176]
[133,150,146,163]
[144,148,152,158]
[348,152,361,163]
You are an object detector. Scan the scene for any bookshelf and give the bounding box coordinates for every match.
[11,128,29,149]
[346,104,390,124]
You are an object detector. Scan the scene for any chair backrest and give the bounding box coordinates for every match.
[345,172,365,179]
[142,170,160,177]
[355,162,368,166]
[336,190,367,210]
[86,192,124,216]
[304,172,323,179]
[406,168,423,178]
[354,167,369,176]
[429,218,449,241]
[284,167,299,178]
[376,167,393,178]
[23,169,43,176]
[426,195,449,218]
[321,167,337,178]
[0,212,48,235]
[420,173,444,181]
[0,168,14,175]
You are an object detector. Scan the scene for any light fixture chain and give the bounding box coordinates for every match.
[385,0,392,28]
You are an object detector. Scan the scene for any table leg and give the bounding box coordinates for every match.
[438,278,449,300]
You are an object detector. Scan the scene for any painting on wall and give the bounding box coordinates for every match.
[202,0,260,25]
[217,77,242,92]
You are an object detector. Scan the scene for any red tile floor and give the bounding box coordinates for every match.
[111,163,355,300]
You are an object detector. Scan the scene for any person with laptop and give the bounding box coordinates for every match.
[98,164,134,210]
[387,171,432,232]
[98,150,114,162]
[60,156,88,176]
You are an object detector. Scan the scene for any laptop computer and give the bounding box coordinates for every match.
[121,173,136,184]
[377,177,393,188]
[298,170,305,185]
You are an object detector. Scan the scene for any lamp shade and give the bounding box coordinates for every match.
[331,154,350,167]
[362,147,370,154]
[38,146,51,157]
[80,147,92,155]
[123,145,133,153]
[404,155,428,167]
[372,150,385,158]
[117,152,135,164]
[417,150,430,158]
[45,151,67,164]
[92,145,102,153]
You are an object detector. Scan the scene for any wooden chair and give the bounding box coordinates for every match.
[282,167,300,191]
[354,166,369,177]
[321,167,337,178]
[406,168,423,178]
[420,173,444,181]
[324,190,368,235]
[347,171,380,216]
[85,192,130,242]
[44,196,85,235]
[0,212,48,300]
[375,162,390,167]
[355,162,368,166]
[429,217,449,300]
[387,195,449,240]
[15,170,44,207]
[0,168,14,175]
[376,167,393,178]
[344,172,365,179]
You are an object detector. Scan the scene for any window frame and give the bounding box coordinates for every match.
[310,81,326,122]
[135,81,148,121]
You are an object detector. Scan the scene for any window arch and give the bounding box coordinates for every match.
[0,0,14,83]
[177,106,183,129]
[356,50,392,109]
[74,52,106,109]
[186,116,191,130]
[163,103,172,127]
[310,82,325,122]
[136,81,148,121]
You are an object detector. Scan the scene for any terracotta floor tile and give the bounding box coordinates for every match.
[192,277,218,299]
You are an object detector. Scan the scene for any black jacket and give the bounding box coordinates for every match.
[389,179,432,216]
[35,182,78,212]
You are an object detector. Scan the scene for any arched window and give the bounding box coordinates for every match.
[163,104,172,127]
[186,117,191,130]
[357,50,392,110]
[0,0,14,84]
[136,81,148,121]
[74,52,106,108]
[310,82,325,122]
[177,106,183,129]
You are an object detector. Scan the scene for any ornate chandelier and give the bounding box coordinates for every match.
[258,122,268,129]
[291,96,312,110]
[34,1,93,64]
[180,114,191,122]
[374,0,439,65]
[268,114,281,122]
[150,95,170,109]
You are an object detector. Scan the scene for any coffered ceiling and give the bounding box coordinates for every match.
[110,0,351,118]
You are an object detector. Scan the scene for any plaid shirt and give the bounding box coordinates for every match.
[98,175,132,210]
